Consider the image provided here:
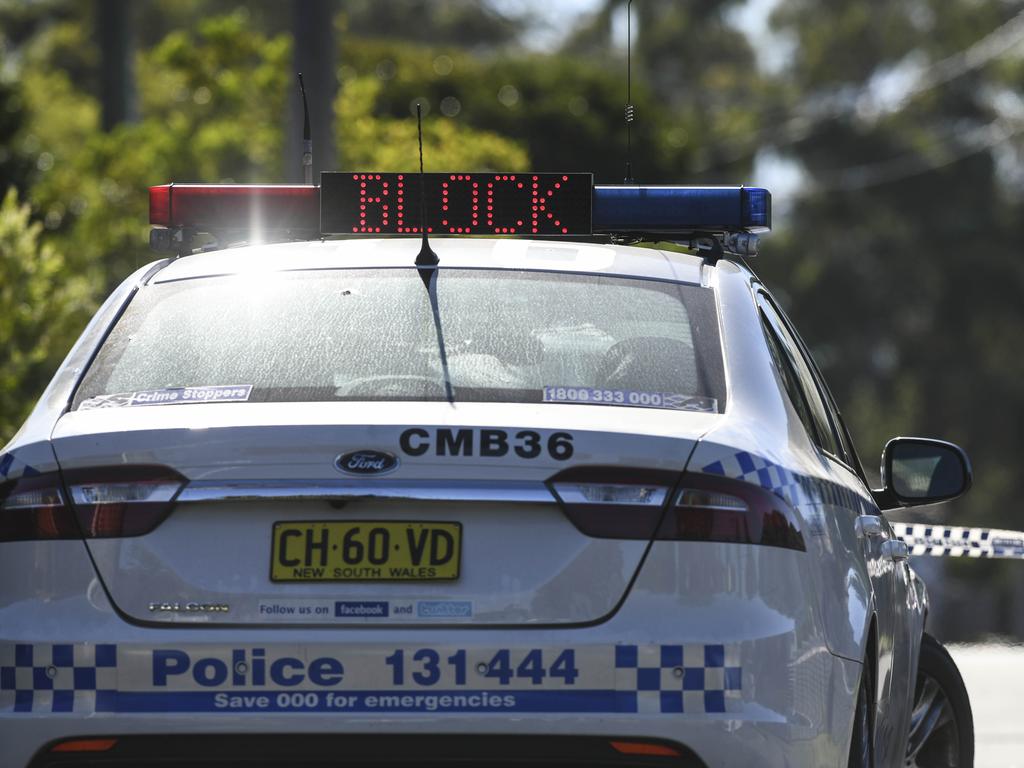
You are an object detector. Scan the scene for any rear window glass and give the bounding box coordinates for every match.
[73,268,725,412]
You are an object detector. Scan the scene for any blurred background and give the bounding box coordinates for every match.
[1,0,1024,646]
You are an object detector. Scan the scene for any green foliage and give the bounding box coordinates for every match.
[338,39,725,184]
[0,67,34,196]
[0,10,298,443]
[337,73,528,171]
[339,0,524,49]
[0,188,94,442]
[19,10,291,284]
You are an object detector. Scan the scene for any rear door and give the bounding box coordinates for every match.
[759,291,914,764]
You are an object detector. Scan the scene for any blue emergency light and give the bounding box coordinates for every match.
[592,185,771,233]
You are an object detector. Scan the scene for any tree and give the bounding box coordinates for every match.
[97,0,136,130]
[0,188,93,442]
[340,0,524,50]
[336,73,528,171]
[763,0,1024,639]
[561,0,778,181]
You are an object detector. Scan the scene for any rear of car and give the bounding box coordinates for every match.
[0,240,862,767]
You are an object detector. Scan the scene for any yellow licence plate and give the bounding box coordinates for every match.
[270,521,462,582]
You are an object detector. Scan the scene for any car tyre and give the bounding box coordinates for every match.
[904,632,974,767]
[848,661,874,768]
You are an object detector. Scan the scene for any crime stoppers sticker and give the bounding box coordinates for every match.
[79,385,252,410]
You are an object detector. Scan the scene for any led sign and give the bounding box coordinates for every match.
[320,172,593,235]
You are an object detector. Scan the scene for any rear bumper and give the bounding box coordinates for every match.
[30,735,707,768]
[14,699,856,768]
[3,638,859,768]
[2,542,860,768]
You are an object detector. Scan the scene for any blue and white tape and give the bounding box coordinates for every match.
[892,523,1024,559]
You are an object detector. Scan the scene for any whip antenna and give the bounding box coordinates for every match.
[298,73,312,185]
[415,103,439,268]
[410,103,451,403]
[624,0,636,184]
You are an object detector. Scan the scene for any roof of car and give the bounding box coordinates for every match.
[148,237,709,285]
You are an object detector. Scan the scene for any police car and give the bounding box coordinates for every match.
[0,176,974,767]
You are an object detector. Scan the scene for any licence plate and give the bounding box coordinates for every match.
[270,521,461,582]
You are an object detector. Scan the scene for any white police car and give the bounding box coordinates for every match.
[0,177,974,767]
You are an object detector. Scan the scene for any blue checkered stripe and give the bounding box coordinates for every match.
[0,451,40,482]
[615,644,741,714]
[702,450,871,514]
[0,644,117,713]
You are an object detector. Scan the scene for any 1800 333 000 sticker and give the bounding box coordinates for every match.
[542,386,717,412]
[0,643,742,716]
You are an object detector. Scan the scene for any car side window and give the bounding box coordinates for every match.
[806,362,859,471]
[766,296,863,474]
[759,310,819,445]
[758,294,842,458]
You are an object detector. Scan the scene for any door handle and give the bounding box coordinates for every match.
[881,539,910,562]
[856,515,885,539]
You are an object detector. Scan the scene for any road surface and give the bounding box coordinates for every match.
[948,643,1024,767]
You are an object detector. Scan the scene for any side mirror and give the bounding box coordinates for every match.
[877,437,972,509]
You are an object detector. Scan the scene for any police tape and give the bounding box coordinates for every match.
[891,523,1024,559]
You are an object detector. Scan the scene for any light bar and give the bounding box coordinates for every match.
[149,184,319,232]
[148,179,772,247]
[592,185,770,233]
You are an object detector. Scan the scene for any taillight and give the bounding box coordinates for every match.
[659,473,805,551]
[549,467,805,551]
[0,473,78,541]
[0,466,186,542]
[65,466,186,537]
[549,467,677,540]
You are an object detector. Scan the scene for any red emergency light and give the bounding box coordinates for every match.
[148,184,319,231]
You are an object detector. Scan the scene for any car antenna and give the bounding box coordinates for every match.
[411,103,453,403]
[623,0,636,184]
[298,73,313,185]
[414,102,439,273]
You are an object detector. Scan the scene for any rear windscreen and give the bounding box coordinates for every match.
[73,268,725,412]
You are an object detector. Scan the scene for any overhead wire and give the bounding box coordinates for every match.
[697,6,1024,187]
[811,117,1024,191]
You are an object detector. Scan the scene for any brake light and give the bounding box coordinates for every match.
[0,466,186,541]
[659,474,805,551]
[549,468,804,551]
[0,474,77,541]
